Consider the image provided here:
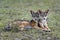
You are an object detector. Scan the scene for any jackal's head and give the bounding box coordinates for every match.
[38,9,49,28]
[30,10,39,22]
[38,9,49,22]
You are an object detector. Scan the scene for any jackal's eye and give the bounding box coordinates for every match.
[40,14,44,17]
[32,12,39,18]
[35,14,39,17]
[33,16,35,17]
[36,15,39,17]
[32,14,36,17]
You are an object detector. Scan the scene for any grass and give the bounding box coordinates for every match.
[0,0,60,40]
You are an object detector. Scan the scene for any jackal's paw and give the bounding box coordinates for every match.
[42,28,51,32]
[43,29,51,32]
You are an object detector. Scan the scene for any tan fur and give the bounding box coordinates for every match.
[9,20,40,30]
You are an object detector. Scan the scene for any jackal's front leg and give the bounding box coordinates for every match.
[44,23,51,31]
[38,23,45,30]
[33,26,41,29]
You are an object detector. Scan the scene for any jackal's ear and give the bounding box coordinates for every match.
[45,9,49,13]
[30,10,34,14]
[38,10,42,14]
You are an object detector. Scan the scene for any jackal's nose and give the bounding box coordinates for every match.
[44,18,45,20]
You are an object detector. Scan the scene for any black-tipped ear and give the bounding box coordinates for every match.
[30,10,34,14]
[38,10,42,14]
[45,9,49,13]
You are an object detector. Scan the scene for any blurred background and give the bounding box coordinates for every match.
[0,0,60,40]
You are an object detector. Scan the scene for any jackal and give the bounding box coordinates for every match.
[5,10,51,31]
[5,10,40,31]
[5,19,41,31]
[38,9,51,31]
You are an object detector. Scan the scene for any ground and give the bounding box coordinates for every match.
[0,0,60,40]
